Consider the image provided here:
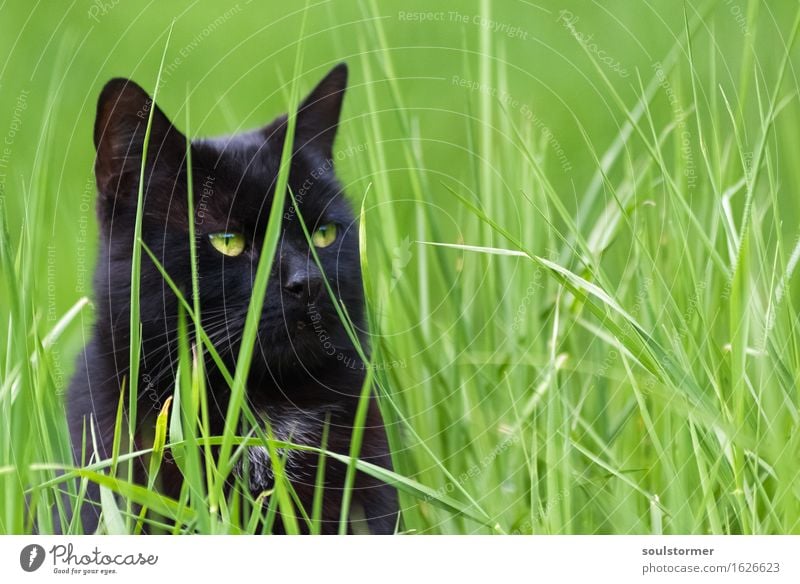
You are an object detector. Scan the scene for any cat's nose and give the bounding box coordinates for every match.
[283,273,305,298]
[282,264,322,300]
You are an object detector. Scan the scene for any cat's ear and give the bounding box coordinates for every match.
[265,64,348,160]
[94,78,186,208]
[296,63,348,158]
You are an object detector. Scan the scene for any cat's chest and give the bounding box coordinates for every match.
[258,402,346,443]
[242,402,348,489]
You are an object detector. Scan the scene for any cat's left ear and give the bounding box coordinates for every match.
[293,63,348,159]
[94,78,187,210]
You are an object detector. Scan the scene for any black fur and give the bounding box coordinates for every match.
[66,64,398,534]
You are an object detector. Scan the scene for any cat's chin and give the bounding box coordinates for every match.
[251,322,336,375]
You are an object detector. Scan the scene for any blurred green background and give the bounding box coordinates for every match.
[2,0,796,327]
[0,0,800,371]
[2,0,800,534]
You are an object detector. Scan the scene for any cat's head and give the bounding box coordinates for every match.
[92,64,364,385]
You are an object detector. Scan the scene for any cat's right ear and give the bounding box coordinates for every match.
[94,78,185,210]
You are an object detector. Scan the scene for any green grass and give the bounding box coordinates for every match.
[1,0,800,534]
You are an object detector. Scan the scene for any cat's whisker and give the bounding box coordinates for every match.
[144,315,243,388]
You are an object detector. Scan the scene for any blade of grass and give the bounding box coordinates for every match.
[126,21,175,530]
[213,2,310,522]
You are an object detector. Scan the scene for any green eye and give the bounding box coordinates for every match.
[208,232,245,256]
[311,223,338,248]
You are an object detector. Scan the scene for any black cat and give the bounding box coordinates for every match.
[66,64,398,534]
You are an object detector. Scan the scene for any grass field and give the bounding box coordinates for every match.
[1,0,800,534]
